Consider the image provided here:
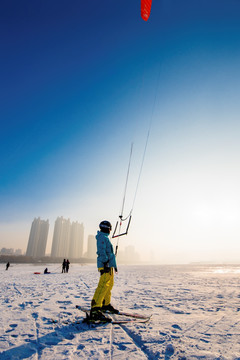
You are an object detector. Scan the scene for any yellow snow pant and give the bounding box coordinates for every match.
[91,268,114,308]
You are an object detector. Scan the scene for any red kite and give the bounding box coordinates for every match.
[141,0,152,21]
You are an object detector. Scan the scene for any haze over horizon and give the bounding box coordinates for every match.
[1,0,240,264]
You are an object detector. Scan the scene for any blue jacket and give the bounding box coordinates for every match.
[96,231,117,269]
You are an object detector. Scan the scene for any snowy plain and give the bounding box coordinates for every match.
[0,263,240,360]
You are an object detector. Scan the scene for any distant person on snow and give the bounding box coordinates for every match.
[6,262,10,270]
[66,259,70,273]
[62,259,66,273]
[89,220,118,322]
[44,268,50,274]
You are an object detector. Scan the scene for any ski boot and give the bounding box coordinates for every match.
[101,303,119,314]
[88,307,112,323]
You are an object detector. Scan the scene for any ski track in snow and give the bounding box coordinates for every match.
[0,264,240,359]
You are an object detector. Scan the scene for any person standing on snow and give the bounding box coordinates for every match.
[62,259,66,273]
[90,220,118,322]
[66,259,70,273]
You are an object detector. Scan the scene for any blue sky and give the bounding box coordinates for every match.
[1,0,240,262]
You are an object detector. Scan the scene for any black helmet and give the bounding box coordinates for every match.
[99,220,112,233]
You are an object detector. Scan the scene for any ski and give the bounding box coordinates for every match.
[52,318,149,325]
[86,318,150,325]
[115,311,151,320]
[112,317,150,324]
[76,305,151,322]
[83,312,150,325]
[52,313,150,326]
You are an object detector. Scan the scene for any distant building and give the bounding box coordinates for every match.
[26,217,49,258]
[68,221,84,259]
[125,245,140,262]
[87,235,96,259]
[15,249,22,255]
[0,248,23,256]
[0,248,14,255]
[51,217,71,258]
[51,217,84,259]
[117,245,140,264]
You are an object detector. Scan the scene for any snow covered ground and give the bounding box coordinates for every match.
[1,263,240,360]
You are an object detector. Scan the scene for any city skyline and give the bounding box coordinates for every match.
[2,215,142,264]
[23,216,141,263]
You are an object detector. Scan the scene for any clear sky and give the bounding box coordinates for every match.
[1,0,240,263]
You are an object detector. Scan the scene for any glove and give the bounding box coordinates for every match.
[103,262,109,271]
[114,267,118,273]
[102,262,111,273]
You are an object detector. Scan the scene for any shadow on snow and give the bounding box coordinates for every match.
[0,321,107,360]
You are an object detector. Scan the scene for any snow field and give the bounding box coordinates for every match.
[0,264,240,359]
